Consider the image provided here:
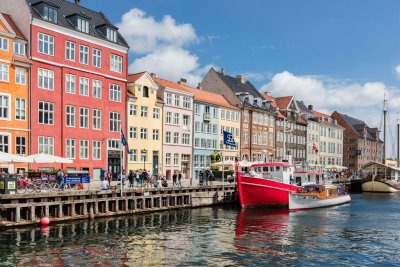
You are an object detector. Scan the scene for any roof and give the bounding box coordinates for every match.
[26,0,128,47]
[297,116,307,125]
[127,72,146,83]
[337,112,381,141]
[275,96,293,110]
[13,55,32,64]
[154,77,237,109]
[214,69,263,99]
[296,101,310,113]
[312,110,345,129]
[1,13,26,40]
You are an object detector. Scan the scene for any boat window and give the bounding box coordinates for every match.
[276,166,280,171]
[263,167,268,172]
[270,167,274,172]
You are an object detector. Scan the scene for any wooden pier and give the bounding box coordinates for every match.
[0,185,237,227]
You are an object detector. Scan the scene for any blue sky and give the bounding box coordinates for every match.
[81,0,400,154]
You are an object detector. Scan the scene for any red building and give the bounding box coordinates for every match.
[0,0,129,179]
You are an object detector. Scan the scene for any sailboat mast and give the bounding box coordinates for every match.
[397,113,400,167]
[383,96,387,165]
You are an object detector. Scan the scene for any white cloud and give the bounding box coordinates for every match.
[261,71,399,129]
[117,8,210,85]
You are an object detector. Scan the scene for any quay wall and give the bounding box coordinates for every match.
[0,185,237,227]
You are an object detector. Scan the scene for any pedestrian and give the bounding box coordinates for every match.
[121,169,126,189]
[100,168,105,182]
[205,169,209,186]
[128,170,135,188]
[178,171,182,187]
[172,171,177,186]
[56,169,64,191]
[107,170,112,187]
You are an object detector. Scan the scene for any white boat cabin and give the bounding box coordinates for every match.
[362,161,400,181]
[249,162,294,184]
[293,171,327,186]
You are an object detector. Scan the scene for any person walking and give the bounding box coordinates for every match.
[178,171,182,187]
[56,169,64,191]
[107,170,112,188]
[128,170,135,188]
[172,171,177,186]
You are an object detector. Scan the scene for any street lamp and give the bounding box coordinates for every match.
[141,149,147,170]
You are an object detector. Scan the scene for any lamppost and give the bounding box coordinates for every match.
[142,149,147,170]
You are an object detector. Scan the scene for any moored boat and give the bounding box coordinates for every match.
[361,162,400,193]
[289,184,351,211]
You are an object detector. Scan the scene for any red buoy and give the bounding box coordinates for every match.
[40,217,50,226]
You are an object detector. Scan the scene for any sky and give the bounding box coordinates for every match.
[81,0,400,156]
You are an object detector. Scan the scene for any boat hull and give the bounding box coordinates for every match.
[289,193,351,210]
[237,173,299,208]
[361,180,400,193]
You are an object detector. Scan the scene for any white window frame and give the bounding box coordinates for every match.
[92,79,102,98]
[38,68,54,90]
[79,139,89,160]
[66,138,76,159]
[109,84,121,102]
[110,54,122,73]
[152,129,159,140]
[38,136,54,155]
[15,98,26,120]
[0,37,8,51]
[79,107,89,129]
[153,108,160,119]
[66,74,76,94]
[65,41,75,61]
[0,64,9,82]
[14,42,26,56]
[92,48,101,68]
[38,101,54,125]
[65,105,76,127]
[140,128,148,139]
[77,17,90,33]
[79,77,89,96]
[0,94,10,120]
[15,136,26,155]
[92,140,101,160]
[92,109,101,130]
[15,67,26,85]
[79,45,89,65]
[109,112,121,132]
[38,32,54,56]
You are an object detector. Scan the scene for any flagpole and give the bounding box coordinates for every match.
[222,150,224,200]
[120,124,123,198]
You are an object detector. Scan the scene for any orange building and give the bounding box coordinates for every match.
[0,13,30,173]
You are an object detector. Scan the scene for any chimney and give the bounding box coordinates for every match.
[179,78,187,85]
[220,68,224,75]
[150,73,157,78]
[197,83,202,90]
[308,105,313,111]
[236,74,245,83]
[75,0,81,5]
[264,91,270,95]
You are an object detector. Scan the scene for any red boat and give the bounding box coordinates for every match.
[237,162,300,208]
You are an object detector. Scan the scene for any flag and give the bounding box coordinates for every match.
[312,143,319,153]
[120,128,129,152]
[223,130,236,147]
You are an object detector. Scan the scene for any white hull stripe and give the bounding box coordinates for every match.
[241,182,293,192]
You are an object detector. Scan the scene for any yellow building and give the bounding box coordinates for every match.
[127,72,163,175]
[218,106,241,163]
[0,13,30,174]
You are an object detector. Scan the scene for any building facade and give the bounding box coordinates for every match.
[154,76,194,180]
[331,111,383,171]
[127,72,163,176]
[218,105,241,163]
[1,0,129,179]
[201,68,276,162]
[0,13,30,174]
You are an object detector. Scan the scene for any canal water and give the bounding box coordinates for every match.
[1,193,400,266]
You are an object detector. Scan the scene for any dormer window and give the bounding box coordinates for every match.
[13,42,26,56]
[43,5,58,23]
[77,17,90,33]
[106,27,117,42]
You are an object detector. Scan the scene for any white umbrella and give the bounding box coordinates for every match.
[211,160,235,167]
[238,160,252,167]
[0,151,32,163]
[25,153,73,164]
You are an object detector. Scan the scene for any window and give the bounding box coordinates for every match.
[0,37,8,51]
[183,115,189,127]
[195,121,200,132]
[62,74,76,94]
[140,128,147,139]
[79,77,89,96]
[129,127,137,139]
[106,27,117,42]
[38,101,54,124]
[129,150,137,162]
[130,105,137,116]
[43,5,58,23]
[38,136,54,155]
[79,140,89,159]
[165,132,171,143]
[143,86,149,97]
[38,68,54,90]
[165,153,171,165]
[65,105,75,127]
[15,98,26,120]
[38,33,54,56]
[0,95,9,120]
[79,107,89,128]
[66,139,76,159]
[92,140,101,160]
[226,110,231,121]
[110,54,122,73]
[152,129,159,140]
[79,45,89,64]
[0,134,9,152]
[153,108,160,119]
[13,42,25,56]
[183,97,191,108]
[173,132,179,144]
[174,95,180,106]
[93,80,102,98]
[92,48,101,68]
[244,111,249,122]
[109,84,121,102]
[141,106,148,117]
[263,133,267,145]
[16,136,26,155]
[0,64,8,82]
[93,109,101,130]
[213,107,218,118]
[109,112,121,132]
[221,110,225,119]
[65,41,75,61]
[166,93,172,105]
[166,112,172,124]
[252,132,257,144]
[174,113,179,125]
[174,153,179,165]
[77,17,89,33]
[182,133,190,145]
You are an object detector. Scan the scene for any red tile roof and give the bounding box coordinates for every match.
[262,93,278,108]
[1,13,26,40]
[154,77,238,110]
[297,116,308,125]
[13,55,31,64]
[275,96,293,110]
[313,110,345,128]
[127,72,146,83]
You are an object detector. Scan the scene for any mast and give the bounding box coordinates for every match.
[383,95,387,165]
[397,112,400,167]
